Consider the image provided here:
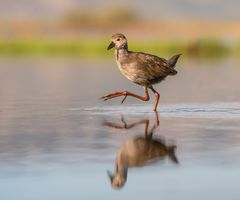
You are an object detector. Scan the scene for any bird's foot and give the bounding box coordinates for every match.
[100,92,127,102]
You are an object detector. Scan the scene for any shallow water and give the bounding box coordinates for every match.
[0,57,240,199]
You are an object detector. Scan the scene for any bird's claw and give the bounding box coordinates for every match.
[100,94,115,101]
[121,94,128,104]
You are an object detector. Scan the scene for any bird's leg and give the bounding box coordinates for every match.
[144,118,150,138]
[154,111,160,127]
[145,112,159,139]
[149,85,160,112]
[101,85,150,103]
[120,85,149,104]
[103,116,147,130]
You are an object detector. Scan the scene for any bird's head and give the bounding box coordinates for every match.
[107,33,128,50]
[107,170,126,189]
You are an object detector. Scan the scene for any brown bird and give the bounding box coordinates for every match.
[101,33,181,111]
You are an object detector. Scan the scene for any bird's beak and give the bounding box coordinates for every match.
[107,41,115,50]
[107,170,114,183]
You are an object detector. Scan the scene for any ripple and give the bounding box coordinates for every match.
[69,102,240,119]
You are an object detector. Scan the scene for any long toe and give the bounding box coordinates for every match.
[100,95,116,101]
[100,92,123,101]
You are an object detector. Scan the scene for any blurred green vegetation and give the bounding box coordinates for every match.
[0,7,239,60]
[130,40,187,57]
[186,39,231,59]
[235,41,240,57]
[0,38,238,59]
[0,39,107,57]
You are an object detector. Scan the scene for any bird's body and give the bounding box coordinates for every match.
[115,49,178,86]
[101,33,181,111]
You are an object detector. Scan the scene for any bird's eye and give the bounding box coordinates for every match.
[116,38,120,41]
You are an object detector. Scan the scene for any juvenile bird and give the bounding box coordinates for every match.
[101,33,181,111]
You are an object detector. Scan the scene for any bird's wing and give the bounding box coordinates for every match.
[130,52,177,77]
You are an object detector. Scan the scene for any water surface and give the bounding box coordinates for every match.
[0,57,240,199]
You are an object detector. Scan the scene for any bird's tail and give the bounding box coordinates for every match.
[168,54,181,68]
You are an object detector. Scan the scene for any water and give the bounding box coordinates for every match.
[0,57,240,199]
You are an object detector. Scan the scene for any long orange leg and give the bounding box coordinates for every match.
[101,85,150,104]
[149,85,160,112]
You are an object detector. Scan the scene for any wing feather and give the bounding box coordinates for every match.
[129,52,177,79]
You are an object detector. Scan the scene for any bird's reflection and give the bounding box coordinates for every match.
[103,112,178,189]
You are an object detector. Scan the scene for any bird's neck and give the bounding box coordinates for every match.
[115,45,128,61]
[115,151,128,180]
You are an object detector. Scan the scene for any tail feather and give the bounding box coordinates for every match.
[168,54,181,68]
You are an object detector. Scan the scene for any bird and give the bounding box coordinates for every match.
[101,33,181,111]
[104,113,178,188]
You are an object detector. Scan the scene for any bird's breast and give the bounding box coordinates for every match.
[116,60,146,85]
